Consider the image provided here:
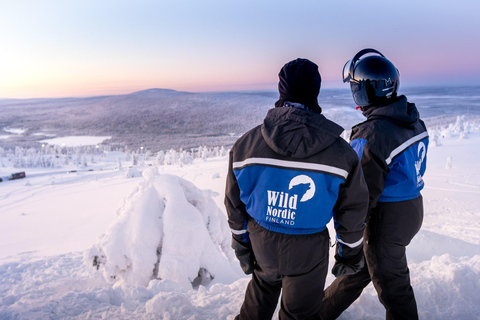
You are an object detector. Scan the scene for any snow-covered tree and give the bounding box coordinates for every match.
[132,153,138,166]
[116,158,123,171]
[156,151,165,166]
[84,170,235,290]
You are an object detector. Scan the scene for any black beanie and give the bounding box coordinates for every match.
[275,58,322,114]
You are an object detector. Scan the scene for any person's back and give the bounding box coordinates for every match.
[225,58,368,320]
[321,48,428,320]
[231,106,365,235]
[351,96,428,205]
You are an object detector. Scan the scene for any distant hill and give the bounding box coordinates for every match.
[3,86,479,152]
[0,89,277,151]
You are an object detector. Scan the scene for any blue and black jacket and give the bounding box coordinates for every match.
[225,106,369,260]
[350,95,429,209]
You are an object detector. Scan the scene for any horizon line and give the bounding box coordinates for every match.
[2,83,480,101]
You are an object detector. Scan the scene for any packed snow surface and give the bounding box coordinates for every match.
[1,113,480,319]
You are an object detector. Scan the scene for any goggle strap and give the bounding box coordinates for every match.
[350,48,385,67]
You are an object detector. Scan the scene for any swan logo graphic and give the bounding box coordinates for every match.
[265,175,316,226]
[415,141,426,187]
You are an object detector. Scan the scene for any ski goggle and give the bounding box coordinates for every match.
[342,48,385,83]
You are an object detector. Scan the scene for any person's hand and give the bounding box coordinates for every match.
[231,236,256,275]
[332,251,364,277]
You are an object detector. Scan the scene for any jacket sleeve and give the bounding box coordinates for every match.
[333,154,369,260]
[358,142,389,210]
[224,150,250,243]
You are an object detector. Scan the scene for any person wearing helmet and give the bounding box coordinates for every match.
[226,58,369,320]
[320,49,429,320]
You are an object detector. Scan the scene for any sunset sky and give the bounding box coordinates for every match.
[1,0,479,99]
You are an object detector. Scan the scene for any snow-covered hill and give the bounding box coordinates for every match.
[0,88,275,151]
[2,86,479,152]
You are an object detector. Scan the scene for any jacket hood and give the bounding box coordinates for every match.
[261,107,343,158]
[362,95,419,128]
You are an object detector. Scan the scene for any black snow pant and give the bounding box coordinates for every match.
[320,195,423,320]
[238,220,330,320]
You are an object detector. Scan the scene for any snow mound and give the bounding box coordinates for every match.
[0,252,247,320]
[412,254,480,319]
[124,167,142,178]
[85,171,235,290]
[408,229,480,263]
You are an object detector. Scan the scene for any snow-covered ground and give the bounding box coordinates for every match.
[1,114,480,319]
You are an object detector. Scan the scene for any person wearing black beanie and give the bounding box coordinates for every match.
[225,58,368,319]
[275,58,322,114]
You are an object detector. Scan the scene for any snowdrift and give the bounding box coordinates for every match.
[84,167,236,290]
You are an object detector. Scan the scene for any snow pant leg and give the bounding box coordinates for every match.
[367,196,423,320]
[279,255,329,320]
[319,261,371,320]
[320,219,373,320]
[239,269,282,320]
[240,220,329,320]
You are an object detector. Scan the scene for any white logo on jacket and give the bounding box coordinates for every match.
[265,175,316,226]
[415,141,426,187]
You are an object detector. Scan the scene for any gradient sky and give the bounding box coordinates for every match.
[1,0,479,98]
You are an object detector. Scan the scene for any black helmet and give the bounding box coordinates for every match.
[342,48,399,107]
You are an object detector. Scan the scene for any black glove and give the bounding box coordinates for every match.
[332,251,364,277]
[231,236,256,275]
